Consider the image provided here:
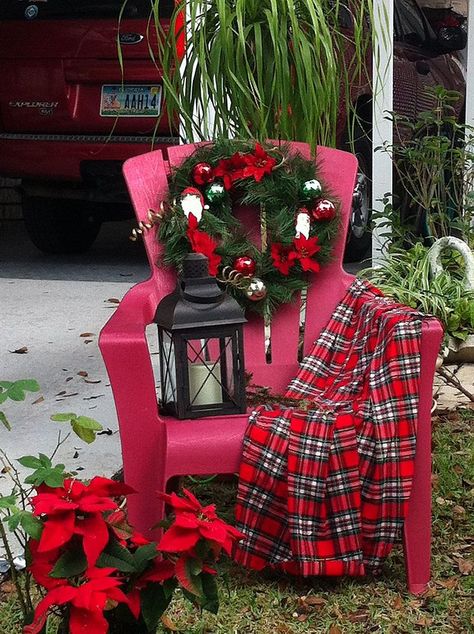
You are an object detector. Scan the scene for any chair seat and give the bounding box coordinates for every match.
[165,414,249,477]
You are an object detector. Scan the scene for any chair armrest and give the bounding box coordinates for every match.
[99,279,163,428]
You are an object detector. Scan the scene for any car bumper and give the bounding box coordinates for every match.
[0,132,178,182]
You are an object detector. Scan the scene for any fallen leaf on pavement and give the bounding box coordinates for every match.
[106,298,120,304]
[84,379,101,384]
[32,396,44,405]
[77,371,88,377]
[80,333,95,338]
[84,340,93,344]
[9,347,28,354]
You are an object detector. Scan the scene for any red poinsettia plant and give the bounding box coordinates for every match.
[24,480,243,634]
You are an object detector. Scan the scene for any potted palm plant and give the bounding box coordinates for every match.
[153,0,373,150]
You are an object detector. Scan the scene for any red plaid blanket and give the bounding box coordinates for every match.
[234,279,437,576]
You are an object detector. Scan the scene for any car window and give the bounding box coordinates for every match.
[0,0,174,21]
[394,0,436,46]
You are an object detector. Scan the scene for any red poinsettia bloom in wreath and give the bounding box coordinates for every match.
[30,477,134,567]
[186,213,222,275]
[24,567,131,634]
[242,143,277,182]
[290,235,321,273]
[271,242,295,276]
[214,151,247,189]
[158,488,243,556]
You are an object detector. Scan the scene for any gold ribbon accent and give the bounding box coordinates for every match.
[216,266,252,290]
[129,207,163,242]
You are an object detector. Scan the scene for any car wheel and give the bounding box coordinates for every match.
[23,197,102,254]
[343,123,372,263]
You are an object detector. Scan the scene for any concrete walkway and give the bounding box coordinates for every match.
[0,219,150,499]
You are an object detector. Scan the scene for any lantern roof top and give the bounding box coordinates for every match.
[154,254,247,330]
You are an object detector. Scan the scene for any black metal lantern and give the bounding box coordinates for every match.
[154,253,247,419]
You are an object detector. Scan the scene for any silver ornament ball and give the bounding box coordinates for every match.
[246,277,267,302]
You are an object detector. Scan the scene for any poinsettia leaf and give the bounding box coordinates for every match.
[106,511,134,540]
[200,572,219,614]
[71,421,96,444]
[17,456,43,469]
[140,583,172,632]
[194,538,211,560]
[96,538,137,573]
[0,494,18,509]
[0,411,11,430]
[175,556,203,597]
[163,577,178,600]
[20,513,43,540]
[133,543,159,573]
[50,549,87,578]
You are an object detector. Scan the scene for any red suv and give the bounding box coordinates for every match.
[0,0,466,257]
[0,0,178,253]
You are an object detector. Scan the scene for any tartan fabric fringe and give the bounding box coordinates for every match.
[234,279,438,576]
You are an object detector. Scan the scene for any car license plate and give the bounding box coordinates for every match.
[100,85,162,117]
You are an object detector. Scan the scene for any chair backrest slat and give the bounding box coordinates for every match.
[123,142,358,393]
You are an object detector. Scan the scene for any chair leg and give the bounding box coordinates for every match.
[125,457,169,538]
[403,329,438,594]
[403,466,431,595]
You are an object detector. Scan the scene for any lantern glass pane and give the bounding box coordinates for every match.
[185,337,238,407]
[159,329,177,407]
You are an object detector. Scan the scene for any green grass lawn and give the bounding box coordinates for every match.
[1,409,473,633]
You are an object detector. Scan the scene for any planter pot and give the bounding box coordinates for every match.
[429,237,474,362]
[445,334,474,364]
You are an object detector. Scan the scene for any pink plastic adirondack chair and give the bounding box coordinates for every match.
[99,141,443,595]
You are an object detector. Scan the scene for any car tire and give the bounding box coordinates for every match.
[343,122,372,263]
[23,197,102,254]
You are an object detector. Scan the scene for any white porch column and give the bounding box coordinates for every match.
[466,1,474,130]
[372,0,394,265]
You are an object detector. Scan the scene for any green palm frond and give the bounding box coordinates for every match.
[152,0,373,150]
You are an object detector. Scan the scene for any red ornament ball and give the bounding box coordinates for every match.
[233,256,256,277]
[312,199,336,221]
[192,162,214,186]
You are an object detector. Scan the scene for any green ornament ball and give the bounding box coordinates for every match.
[205,181,226,204]
[301,179,322,200]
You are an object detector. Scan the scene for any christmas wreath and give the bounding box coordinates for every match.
[157,139,339,314]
